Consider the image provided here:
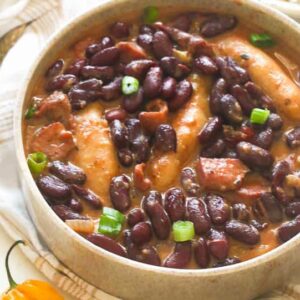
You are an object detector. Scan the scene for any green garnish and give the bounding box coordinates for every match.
[250,108,270,125]
[122,76,139,95]
[27,152,48,175]
[250,33,275,48]
[25,105,37,119]
[98,215,122,237]
[172,221,195,242]
[103,207,125,224]
[143,6,159,24]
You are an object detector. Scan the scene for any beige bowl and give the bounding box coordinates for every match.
[14,0,300,299]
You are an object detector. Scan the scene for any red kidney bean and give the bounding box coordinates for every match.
[206,194,230,225]
[152,31,173,59]
[75,78,103,91]
[110,175,131,212]
[272,185,291,206]
[186,197,211,234]
[137,33,153,52]
[164,188,186,222]
[213,257,241,268]
[285,127,300,148]
[126,118,142,140]
[251,128,273,150]
[232,203,250,222]
[72,184,102,209]
[68,198,83,213]
[131,222,152,246]
[261,95,276,112]
[143,191,171,239]
[68,88,100,110]
[278,215,300,242]
[117,148,134,167]
[180,168,201,196]
[46,59,64,77]
[143,66,163,99]
[250,219,268,231]
[168,79,193,111]
[124,59,156,80]
[201,15,237,37]
[154,124,177,152]
[160,56,191,79]
[105,108,127,123]
[162,77,177,99]
[81,65,114,82]
[194,237,210,268]
[37,175,71,202]
[207,229,229,260]
[223,149,238,159]
[90,46,120,66]
[259,192,283,223]
[46,74,78,92]
[220,94,243,124]
[285,201,300,218]
[223,124,254,145]
[100,36,115,49]
[65,59,85,76]
[225,220,260,245]
[194,56,218,75]
[87,233,127,257]
[244,81,264,99]
[139,24,155,34]
[271,160,291,187]
[236,141,274,169]
[171,14,192,32]
[52,204,88,221]
[230,84,256,115]
[163,241,192,269]
[209,78,227,115]
[111,22,130,38]
[101,77,122,101]
[49,161,86,184]
[85,43,103,58]
[122,88,144,113]
[201,138,226,158]
[198,116,223,144]
[216,56,249,85]
[267,113,283,131]
[110,120,129,149]
[127,208,145,227]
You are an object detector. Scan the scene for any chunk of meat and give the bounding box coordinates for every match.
[36,91,71,125]
[147,75,211,191]
[218,36,300,121]
[237,183,270,201]
[133,163,152,192]
[69,102,119,205]
[197,158,249,191]
[31,122,76,160]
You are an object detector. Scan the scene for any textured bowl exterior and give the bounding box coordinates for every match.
[15,1,300,299]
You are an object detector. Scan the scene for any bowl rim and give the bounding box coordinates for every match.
[14,0,300,278]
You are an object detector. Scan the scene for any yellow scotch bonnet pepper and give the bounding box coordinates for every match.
[1,240,64,300]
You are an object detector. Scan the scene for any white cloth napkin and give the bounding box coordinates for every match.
[0,1,299,299]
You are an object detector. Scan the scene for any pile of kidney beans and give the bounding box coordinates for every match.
[33,12,300,269]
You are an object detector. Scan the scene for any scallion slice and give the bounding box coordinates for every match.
[143,6,159,24]
[122,76,139,95]
[103,207,125,224]
[250,33,275,48]
[173,221,195,242]
[250,108,270,125]
[27,152,48,175]
[25,105,37,119]
[98,215,122,237]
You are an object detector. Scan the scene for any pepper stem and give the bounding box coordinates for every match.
[5,240,25,289]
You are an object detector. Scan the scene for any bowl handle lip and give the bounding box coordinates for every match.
[13,0,300,276]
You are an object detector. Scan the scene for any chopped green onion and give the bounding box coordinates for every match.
[103,207,125,224]
[143,6,159,24]
[172,221,195,242]
[27,152,48,175]
[122,76,139,95]
[98,215,122,237]
[250,33,275,48]
[25,105,37,119]
[250,108,270,125]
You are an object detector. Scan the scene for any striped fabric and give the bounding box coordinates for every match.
[0,1,299,299]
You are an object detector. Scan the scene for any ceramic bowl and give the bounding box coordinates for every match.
[14,0,300,299]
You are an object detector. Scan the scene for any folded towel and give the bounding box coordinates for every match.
[0,1,299,299]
